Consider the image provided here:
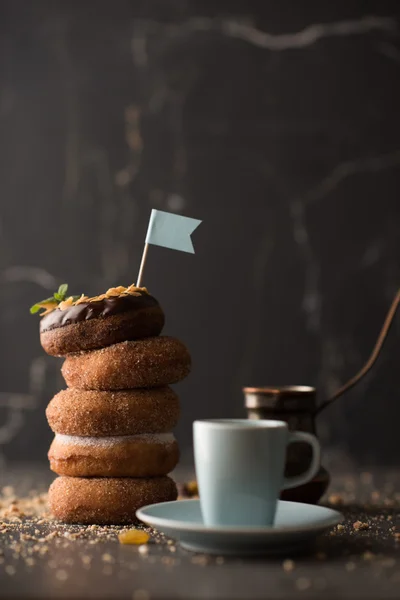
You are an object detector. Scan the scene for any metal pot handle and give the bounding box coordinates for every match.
[315,289,400,416]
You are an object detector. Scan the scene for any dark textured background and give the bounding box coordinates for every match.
[0,0,399,469]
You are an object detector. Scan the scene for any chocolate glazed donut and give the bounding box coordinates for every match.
[40,292,165,356]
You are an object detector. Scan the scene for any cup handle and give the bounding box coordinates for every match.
[282,431,321,490]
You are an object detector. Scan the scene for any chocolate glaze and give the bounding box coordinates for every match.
[40,293,160,333]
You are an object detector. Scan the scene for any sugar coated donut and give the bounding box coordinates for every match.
[40,292,164,356]
[48,475,177,524]
[46,387,179,437]
[48,433,179,477]
[61,337,191,390]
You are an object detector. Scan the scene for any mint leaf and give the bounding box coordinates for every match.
[29,297,58,314]
[39,296,58,304]
[30,304,42,314]
[58,283,68,298]
[30,283,83,315]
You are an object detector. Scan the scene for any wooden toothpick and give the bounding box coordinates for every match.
[136,243,149,288]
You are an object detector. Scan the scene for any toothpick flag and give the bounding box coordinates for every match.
[145,209,202,253]
[137,209,202,286]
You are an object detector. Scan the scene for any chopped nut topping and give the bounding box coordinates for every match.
[58,297,75,310]
[38,283,149,316]
[68,284,148,309]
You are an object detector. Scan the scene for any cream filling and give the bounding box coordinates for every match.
[55,433,175,447]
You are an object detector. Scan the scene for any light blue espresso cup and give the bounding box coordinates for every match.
[193,419,321,527]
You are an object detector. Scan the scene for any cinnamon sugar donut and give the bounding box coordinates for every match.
[46,387,179,436]
[61,337,191,390]
[48,476,177,524]
[48,433,179,477]
[40,292,164,356]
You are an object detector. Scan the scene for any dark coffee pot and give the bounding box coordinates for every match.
[243,289,400,504]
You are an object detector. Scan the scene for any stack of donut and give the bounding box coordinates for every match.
[39,286,191,524]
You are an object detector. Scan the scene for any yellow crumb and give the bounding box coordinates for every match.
[118,530,150,545]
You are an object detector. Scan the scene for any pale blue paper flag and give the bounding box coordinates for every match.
[145,209,202,254]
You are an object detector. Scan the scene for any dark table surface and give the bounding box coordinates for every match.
[0,465,399,600]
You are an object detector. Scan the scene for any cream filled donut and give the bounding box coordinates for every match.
[48,476,177,524]
[48,432,179,477]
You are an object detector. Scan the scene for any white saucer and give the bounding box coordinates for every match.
[137,499,343,556]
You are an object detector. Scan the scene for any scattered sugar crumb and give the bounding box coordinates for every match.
[55,569,68,582]
[191,554,209,566]
[381,558,396,568]
[133,590,151,600]
[282,559,295,572]
[295,577,311,591]
[328,494,343,505]
[103,565,113,576]
[101,553,114,563]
